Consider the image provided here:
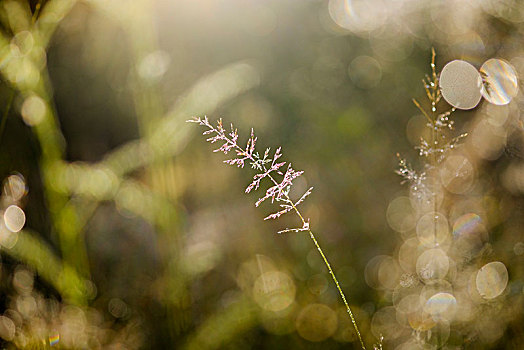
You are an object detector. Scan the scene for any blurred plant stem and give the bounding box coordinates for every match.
[0,0,90,304]
[0,0,261,343]
[182,296,258,350]
[0,90,14,148]
[95,0,190,338]
[11,229,88,303]
[277,179,366,349]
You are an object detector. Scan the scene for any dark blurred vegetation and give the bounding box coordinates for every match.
[0,0,522,349]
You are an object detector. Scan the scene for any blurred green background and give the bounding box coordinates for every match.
[0,0,523,349]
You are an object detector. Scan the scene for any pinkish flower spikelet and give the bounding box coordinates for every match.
[188,116,313,233]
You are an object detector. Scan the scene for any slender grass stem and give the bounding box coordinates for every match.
[291,203,367,350]
[218,129,368,350]
[428,51,439,245]
[32,0,43,23]
[265,170,366,349]
[412,98,433,124]
[430,52,442,348]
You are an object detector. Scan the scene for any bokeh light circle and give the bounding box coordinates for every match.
[427,319,451,346]
[13,267,34,295]
[416,248,449,281]
[3,205,25,233]
[395,293,422,315]
[138,50,170,81]
[416,212,449,248]
[475,261,508,299]
[470,119,507,160]
[409,180,444,213]
[236,255,276,291]
[398,238,420,274]
[371,306,404,340]
[0,224,18,249]
[450,213,486,260]
[10,31,34,57]
[307,274,328,295]
[0,316,15,341]
[452,213,482,238]
[365,255,400,290]
[407,310,435,332]
[328,0,387,34]
[439,60,482,110]
[296,304,337,342]
[424,292,456,319]
[386,196,416,233]
[253,271,295,312]
[514,242,524,256]
[21,95,46,126]
[348,56,382,89]
[480,58,518,105]
[2,174,27,202]
[440,155,475,194]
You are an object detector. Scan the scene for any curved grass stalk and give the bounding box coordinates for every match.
[261,167,365,349]
[189,117,367,349]
[288,200,365,350]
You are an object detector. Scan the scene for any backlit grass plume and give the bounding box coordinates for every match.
[385,49,519,348]
[396,49,466,188]
[188,116,368,349]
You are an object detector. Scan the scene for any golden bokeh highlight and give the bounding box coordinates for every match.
[306,273,328,296]
[371,306,404,340]
[386,196,416,234]
[475,261,508,300]
[3,205,25,233]
[21,95,46,126]
[296,303,337,342]
[440,155,475,194]
[416,212,450,248]
[365,255,400,290]
[2,174,27,202]
[439,60,482,110]
[253,271,295,312]
[423,292,456,320]
[12,267,34,296]
[0,316,16,341]
[416,248,450,281]
[470,119,507,160]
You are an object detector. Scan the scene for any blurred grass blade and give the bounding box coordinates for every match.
[1,0,32,34]
[35,0,78,47]
[115,179,181,229]
[182,296,258,350]
[7,230,88,304]
[102,61,260,176]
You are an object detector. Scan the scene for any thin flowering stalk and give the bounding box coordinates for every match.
[394,50,477,349]
[397,49,466,185]
[188,116,367,350]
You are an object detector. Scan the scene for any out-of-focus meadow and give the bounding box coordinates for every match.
[0,0,523,349]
